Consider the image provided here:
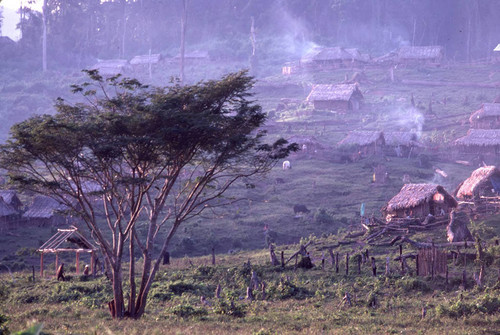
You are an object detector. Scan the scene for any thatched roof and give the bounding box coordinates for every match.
[454,129,500,146]
[383,132,421,147]
[397,46,443,60]
[385,184,457,212]
[90,59,129,75]
[0,190,22,208]
[23,196,68,219]
[130,54,161,65]
[0,197,17,217]
[455,166,500,199]
[174,50,209,59]
[301,47,367,63]
[469,103,500,123]
[307,84,361,102]
[338,131,384,147]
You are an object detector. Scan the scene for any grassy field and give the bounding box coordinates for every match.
[1,61,500,333]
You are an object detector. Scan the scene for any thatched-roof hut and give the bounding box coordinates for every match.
[301,47,369,69]
[307,84,363,112]
[455,166,500,201]
[454,129,500,155]
[382,183,457,220]
[130,53,161,65]
[337,131,384,159]
[397,46,444,65]
[383,132,423,157]
[90,59,129,76]
[287,135,325,157]
[0,190,22,212]
[23,196,69,227]
[0,196,19,229]
[469,103,500,129]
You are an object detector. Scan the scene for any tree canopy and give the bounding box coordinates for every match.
[0,70,297,318]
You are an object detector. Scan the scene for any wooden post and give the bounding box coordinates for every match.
[329,248,334,266]
[335,253,339,274]
[371,257,377,276]
[385,257,390,276]
[345,253,349,276]
[211,247,215,266]
[416,254,419,276]
[163,252,170,265]
[357,255,361,275]
[55,252,59,278]
[76,251,80,275]
[462,269,467,290]
[445,264,449,285]
[400,245,404,274]
[32,265,35,282]
[215,284,221,299]
[90,250,95,276]
[261,281,266,300]
[281,251,285,268]
[246,287,253,301]
[40,252,44,278]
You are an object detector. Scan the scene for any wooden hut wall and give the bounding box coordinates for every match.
[313,100,349,111]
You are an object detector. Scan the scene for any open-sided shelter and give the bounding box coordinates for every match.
[38,226,97,278]
[455,166,500,201]
[307,83,363,112]
[469,103,500,129]
[382,183,457,221]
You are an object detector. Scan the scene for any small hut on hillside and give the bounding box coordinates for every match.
[90,59,130,76]
[383,132,423,157]
[287,135,326,158]
[337,131,385,159]
[130,53,162,74]
[455,166,500,202]
[0,197,19,229]
[0,190,23,212]
[469,103,500,129]
[454,129,500,156]
[307,84,363,112]
[23,196,69,227]
[396,46,444,66]
[173,50,210,63]
[301,47,369,70]
[382,183,457,221]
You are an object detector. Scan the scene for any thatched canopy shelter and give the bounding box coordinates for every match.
[307,83,363,112]
[382,183,457,220]
[38,226,97,278]
[455,166,500,200]
[454,129,500,152]
[469,103,500,129]
[0,190,22,211]
[23,195,69,226]
[397,46,444,62]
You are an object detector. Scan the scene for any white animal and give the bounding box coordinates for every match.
[282,160,291,170]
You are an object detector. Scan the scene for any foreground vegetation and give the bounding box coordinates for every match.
[2,228,500,334]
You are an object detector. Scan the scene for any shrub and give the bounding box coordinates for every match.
[394,277,430,293]
[314,209,335,225]
[0,313,9,335]
[212,298,246,317]
[170,304,207,318]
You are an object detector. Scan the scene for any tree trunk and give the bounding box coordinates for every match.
[128,227,136,317]
[42,0,48,72]
[111,267,124,318]
[180,0,187,84]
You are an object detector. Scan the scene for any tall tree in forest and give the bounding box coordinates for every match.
[0,70,297,319]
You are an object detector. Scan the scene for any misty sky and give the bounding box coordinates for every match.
[1,0,42,40]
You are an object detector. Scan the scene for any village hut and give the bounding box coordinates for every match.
[301,47,368,69]
[307,84,363,112]
[446,210,474,243]
[0,190,23,212]
[38,226,98,278]
[90,59,130,76]
[0,197,20,230]
[287,135,326,157]
[337,131,385,159]
[23,195,69,227]
[383,132,423,157]
[382,183,457,221]
[396,46,444,66]
[455,166,500,202]
[454,129,500,156]
[469,103,500,129]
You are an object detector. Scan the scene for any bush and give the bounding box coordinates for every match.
[394,277,430,293]
[170,304,207,318]
[314,209,335,225]
[0,313,9,335]
[212,298,246,317]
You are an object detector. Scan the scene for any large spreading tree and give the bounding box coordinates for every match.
[0,70,296,319]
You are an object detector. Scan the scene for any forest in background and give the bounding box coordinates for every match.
[1,0,500,73]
